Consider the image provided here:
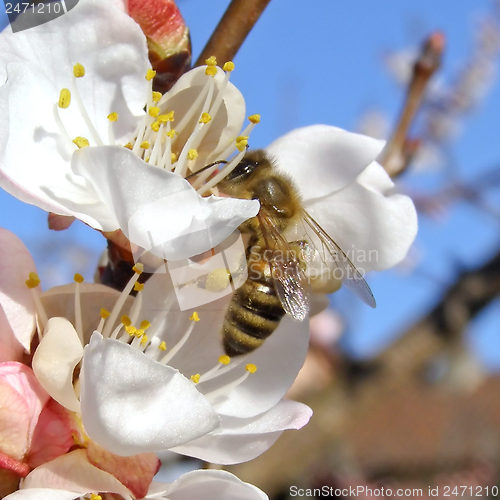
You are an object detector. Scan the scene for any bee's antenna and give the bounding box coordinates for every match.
[185,160,228,180]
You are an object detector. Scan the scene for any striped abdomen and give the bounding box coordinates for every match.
[222,256,284,356]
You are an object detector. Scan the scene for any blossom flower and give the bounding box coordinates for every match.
[0,229,311,476]
[0,0,259,261]
[5,468,268,500]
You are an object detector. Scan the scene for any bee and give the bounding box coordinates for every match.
[215,150,376,356]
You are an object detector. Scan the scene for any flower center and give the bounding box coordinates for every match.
[54,57,260,195]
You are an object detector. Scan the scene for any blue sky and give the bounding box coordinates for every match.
[1,0,499,367]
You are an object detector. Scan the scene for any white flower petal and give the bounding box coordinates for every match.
[32,317,83,412]
[0,228,36,352]
[4,489,81,500]
[171,400,312,464]
[0,0,149,214]
[151,470,268,500]
[305,161,418,271]
[266,125,386,200]
[80,333,220,456]
[21,449,132,497]
[55,145,259,259]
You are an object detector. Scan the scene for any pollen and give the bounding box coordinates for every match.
[223,61,235,72]
[58,88,71,108]
[107,112,118,122]
[140,141,150,149]
[90,495,102,500]
[73,63,85,78]
[132,263,144,274]
[171,152,178,163]
[199,112,212,124]
[148,106,160,117]
[100,308,110,319]
[152,91,162,102]
[205,65,217,77]
[205,56,217,66]
[140,334,148,346]
[25,272,40,289]
[124,142,133,150]
[134,282,144,292]
[218,354,231,365]
[205,268,231,292]
[187,149,199,161]
[126,325,137,336]
[191,373,201,384]
[189,311,200,322]
[121,315,132,327]
[248,114,261,124]
[73,273,84,283]
[159,111,175,123]
[166,129,177,138]
[235,136,248,152]
[158,341,167,351]
[140,320,151,330]
[73,137,89,149]
[150,121,161,132]
[245,363,258,374]
[145,69,157,81]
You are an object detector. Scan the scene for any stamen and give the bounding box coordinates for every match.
[53,104,73,148]
[73,273,84,343]
[101,265,143,338]
[96,307,110,333]
[152,91,162,103]
[73,137,89,149]
[25,272,48,334]
[107,112,118,122]
[191,374,201,384]
[160,318,197,365]
[73,63,85,78]
[197,148,246,194]
[204,363,258,402]
[145,69,156,81]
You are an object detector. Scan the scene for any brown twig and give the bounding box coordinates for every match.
[194,0,272,67]
[380,32,445,177]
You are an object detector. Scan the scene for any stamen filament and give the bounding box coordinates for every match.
[160,320,196,365]
[197,149,246,194]
[71,77,104,146]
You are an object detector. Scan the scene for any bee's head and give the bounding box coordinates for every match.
[225,150,269,183]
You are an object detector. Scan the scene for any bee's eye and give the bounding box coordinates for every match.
[226,158,259,181]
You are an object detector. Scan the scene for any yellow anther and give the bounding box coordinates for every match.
[189,311,200,322]
[135,329,144,338]
[152,91,162,102]
[132,263,144,274]
[245,363,257,374]
[140,141,150,149]
[125,325,137,336]
[166,129,176,138]
[134,282,144,292]
[73,273,84,283]
[160,111,175,122]
[58,88,71,108]
[73,63,85,78]
[73,137,89,149]
[205,65,217,77]
[171,152,177,163]
[191,373,201,384]
[205,56,217,66]
[140,334,148,346]
[145,69,156,81]
[25,272,40,289]
[140,320,151,330]
[205,268,231,292]
[235,137,248,152]
[124,142,133,150]
[248,114,261,124]
[158,341,167,351]
[218,354,231,366]
[199,112,212,124]
[223,61,235,72]
[187,149,198,161]
[100,308,110,319]
[121,315,132,327]
[148,106,160,117]
[107,112,118,122]
[236,135,248,143]
[90,494,102,500]
[151,121,160,132]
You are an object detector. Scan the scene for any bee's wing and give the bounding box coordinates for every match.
[258,212,310,320]
[302,210,376,308]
